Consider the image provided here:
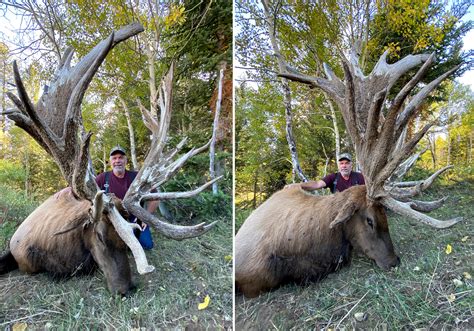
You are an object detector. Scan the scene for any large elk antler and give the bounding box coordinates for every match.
[5,22,144,199]
[279,49,463,228]
[5,24,219,275]
[126,62,221,240]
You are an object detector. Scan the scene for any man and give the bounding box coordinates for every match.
[287,153,365,193]
[95,145,157,250]
[56,146,157,250]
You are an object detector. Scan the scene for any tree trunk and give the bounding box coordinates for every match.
[428,133,437,169]
[252,168,259,209]
[22,137,31,197]
[261,0,307,182]
[324,92,340,159]
[1,56,6,130]
[210,68,225,195]
[118,96,138,170]
[103,146,107,173]
[469,131,473,165]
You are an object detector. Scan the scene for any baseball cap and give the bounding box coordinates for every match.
[110,145,126,156]
[338,153,352,162]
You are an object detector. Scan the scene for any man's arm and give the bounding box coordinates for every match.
[301,180,327,190]
[146,201,159,213]
[285,180,327,191]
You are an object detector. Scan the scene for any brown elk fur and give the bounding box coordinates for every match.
[1,192,134,295]
[235,185,399,297]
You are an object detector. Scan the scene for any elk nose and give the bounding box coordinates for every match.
[390,256,401,268]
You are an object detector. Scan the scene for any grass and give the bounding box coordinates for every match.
[235,181,473,330]
[0,187,233,330]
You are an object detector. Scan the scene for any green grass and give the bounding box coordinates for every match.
[0,187,232,329]
[235,181,473,330]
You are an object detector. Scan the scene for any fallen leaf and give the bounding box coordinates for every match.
[461,236,469,242]
[447,293,456,303]
[445,244,453,255]
[463,272,472,280]
[453,279,463,287]
[12,323,27,331]
[198,295,210,310]
[224,255,232,262]
[354,312,367,321]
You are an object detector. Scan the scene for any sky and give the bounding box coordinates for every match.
[1,3,473,91]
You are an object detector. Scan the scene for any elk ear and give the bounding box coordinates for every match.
[329,201,358,229]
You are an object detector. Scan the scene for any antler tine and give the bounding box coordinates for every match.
[381,196,462,228]
[141,176,223,202]
[155,61,175,155]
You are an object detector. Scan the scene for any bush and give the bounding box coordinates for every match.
[0,160,27,191]
[165,190,232,223]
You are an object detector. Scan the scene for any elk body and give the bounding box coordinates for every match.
[1,192,134,295]
[235,185,399,298]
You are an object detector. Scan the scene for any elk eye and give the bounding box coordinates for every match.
[366,217,374,228]
[96,231,106,244]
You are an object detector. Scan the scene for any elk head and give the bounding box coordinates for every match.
[4,23,221,282]
[279,47,463,228]
[329,186,399,270]
[84,191,135,295]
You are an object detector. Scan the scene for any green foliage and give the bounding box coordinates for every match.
[0,160,26,190]
[161,152,232,222]
[367,0,472,80]
[0,185,38,247]
[166,190,232,223]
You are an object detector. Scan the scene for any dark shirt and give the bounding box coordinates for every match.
[95,170,137,200]
[322,171,365,193]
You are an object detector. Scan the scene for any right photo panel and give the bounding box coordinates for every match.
[234,0,473,329]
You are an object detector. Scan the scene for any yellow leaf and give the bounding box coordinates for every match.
[12,323,27,331]
[224,255,232,262]
[461,236,469,242]
[447,293,456,303]
[463,272,472,280]
[198,295,210,310]
[445,244,452,254]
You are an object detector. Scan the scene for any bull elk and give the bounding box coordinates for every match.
[236,38,464,296]
[0,23,220,295]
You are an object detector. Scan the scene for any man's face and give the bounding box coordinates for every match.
[110,153,127,174]
[338,159,352,176]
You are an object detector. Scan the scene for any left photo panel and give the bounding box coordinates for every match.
[0,1,233,329]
